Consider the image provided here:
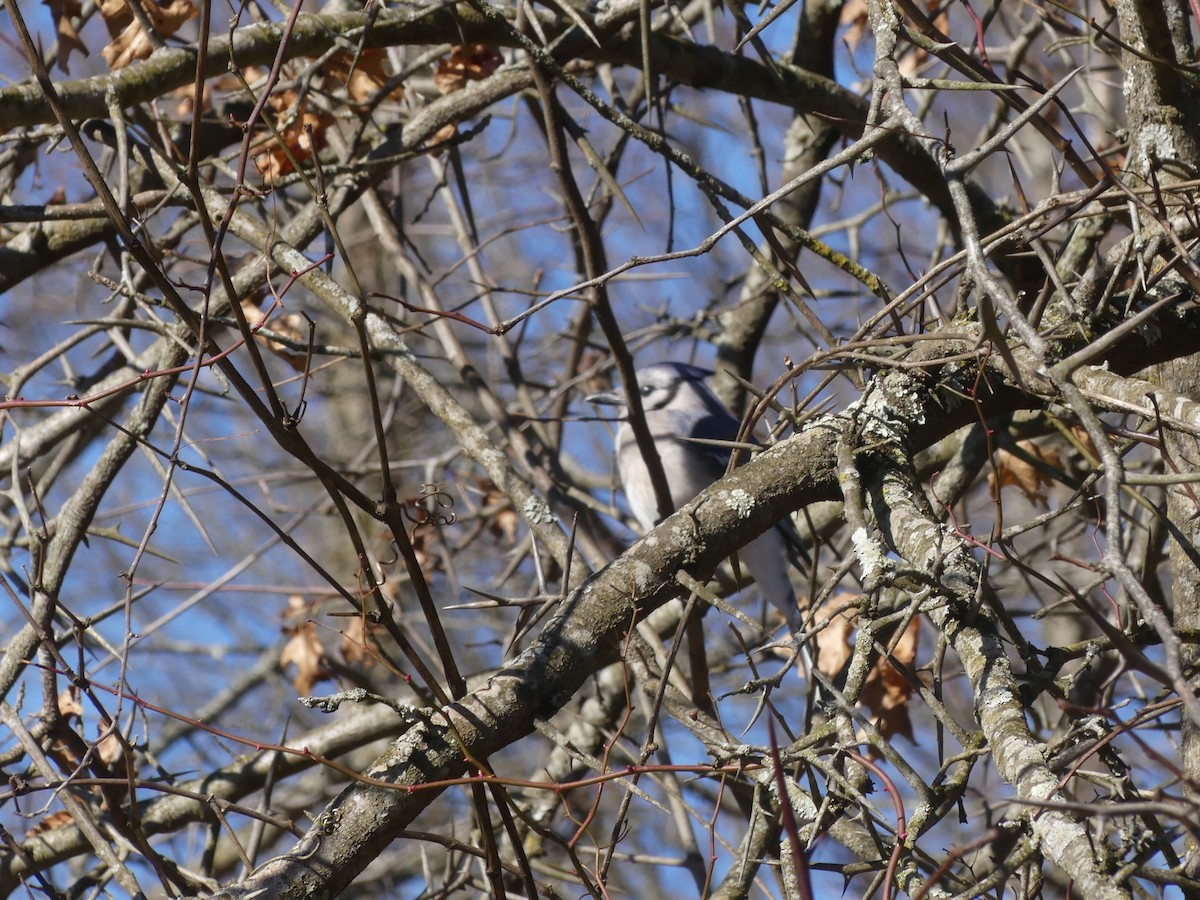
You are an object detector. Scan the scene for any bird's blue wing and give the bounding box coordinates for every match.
[684,409,747,469]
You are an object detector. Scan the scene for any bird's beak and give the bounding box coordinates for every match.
[585,390,625,407]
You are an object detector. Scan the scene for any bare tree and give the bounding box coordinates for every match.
[1,0,1198,896]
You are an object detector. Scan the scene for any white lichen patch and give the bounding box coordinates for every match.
[978,686,1014,714]
[846,372,927,443]
[480,448,507,471]
[723,488,755,518]
[522,495,555,524]
[850,526,890,579]
[619,558,657,593]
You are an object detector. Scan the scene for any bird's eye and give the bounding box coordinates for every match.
[640,384,654,395]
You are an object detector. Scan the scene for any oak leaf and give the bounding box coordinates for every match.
[97,0,133,31]
[96,727,124,766]
[989,440,1062,508]
[476,479,519,546]
[57,687,84,719]
[860,616,921,740]
[840,0,945,78]
[805,595,921,740]
[340,615,382,667]
[252,89,333,185]
[580,349,612,396]
[280,595,331,695]
[434,44,504,95]
[43,0,88,73]
[839,0,869,52]
[1069,423,1101,461]
[101,0,198,70]
[27,810,73,838]
[325,48,401,105]
[812,593,858,679]
[239,300,308,371]
[426,44,502,150]
[409,520,444,579]
[170,72,242,117]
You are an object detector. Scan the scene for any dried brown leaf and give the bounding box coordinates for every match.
[280,625,328,694]
[839,0,869,51]
[425,122,459,151]
[251,90,332,185]
[409,524,444,579]
[812,593,858,678]
[46,730,84,772]
[171,81,210,118]
[580,349,612,396]
[43,0,89,73]
[434,44,503,95]
[340,615,382,667]
[860,616,921,740]
[988,440,1062,508]
[171,66,259,116]
[476,479,518,546]
[1069,423,1101,461]
[797,594,921,739]
[325,48,400,104]
[280,595,331,695]
[26,810,73,838]
[895,2,949,80]
[240,300,308,371]
[491,505,520,546]
[102,0,198,70]
[57,687,84,719]
[97,0,133,34]
[95,728,123,766]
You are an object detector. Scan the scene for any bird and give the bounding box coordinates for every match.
[587,361,807,639]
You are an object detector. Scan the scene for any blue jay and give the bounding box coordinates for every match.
[587,362,807,638]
